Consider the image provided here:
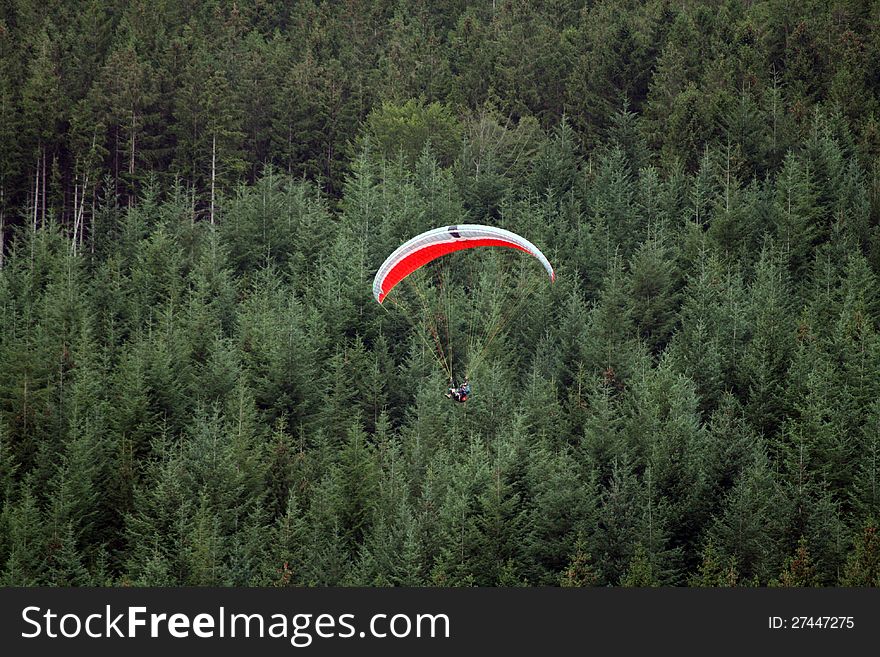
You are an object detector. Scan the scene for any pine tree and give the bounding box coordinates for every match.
[19,26,65,227]
[2,483,46,585]
[587,147,639,261]
[94,36,160,206]
[124,433,194,585]
[622,358,706,577]
[186,489,225,585]
[354,493,424,586]
[527,118,580,199]
[740,244,794,438]
[667,249,746,413]
[689,540,739,587]
[773,152,821,279]
[566,3,654,146]
[489,2,575,124]
[581,255,644,388]
[608,101,651,177]
[619,543,661,587]
[840,519,880,586]
[271,491,310,587]
[447,7,498,111]
[172,34,245,219]
[771,537,820,587]
[524,443,597,585]
[300,472,350,586]
[700,394,759,517]
[432,441,496,585]
[45,427,101,568]
[627,236,680,355]
[851,402,880,518]
[593,454,649,585]
[0,37,22,256]
[336,419,379,551]
[559,537,600,587]
[708,446,785,584]
[45,522,91,586]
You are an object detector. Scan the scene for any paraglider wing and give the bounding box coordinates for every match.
[373,224,555,303]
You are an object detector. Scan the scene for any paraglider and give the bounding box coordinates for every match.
[373,225,555,303]
[373,224,555,401]
[445,376,471,403]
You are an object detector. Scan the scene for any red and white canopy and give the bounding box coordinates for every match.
[373,224,555,303]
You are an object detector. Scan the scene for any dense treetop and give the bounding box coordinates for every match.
[0,0,879,586]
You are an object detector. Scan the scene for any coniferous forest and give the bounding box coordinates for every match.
[1,0,880,587]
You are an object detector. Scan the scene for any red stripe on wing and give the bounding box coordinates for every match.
[377,238,531,302]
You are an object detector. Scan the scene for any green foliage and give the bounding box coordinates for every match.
[362,99,462,167]
[620,543,662,587]
[689,540,739,587]
[771,537,820,587]
[0,0,878,588]
[840,519,880,586]
[559,537,600,587]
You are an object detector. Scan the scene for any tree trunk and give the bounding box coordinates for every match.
[0,201,5,270]
[72,174,79,256]
[210,131,216,225]
[114,127,120,201]
[33,151,40,233]
[89,188,95,254]
[129,109,136,208]
[41,147,46,224]
[79,173,88,252]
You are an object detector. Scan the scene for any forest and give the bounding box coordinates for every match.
[1,0,879,586]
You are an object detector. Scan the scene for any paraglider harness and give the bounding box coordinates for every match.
[446,378,471,403]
